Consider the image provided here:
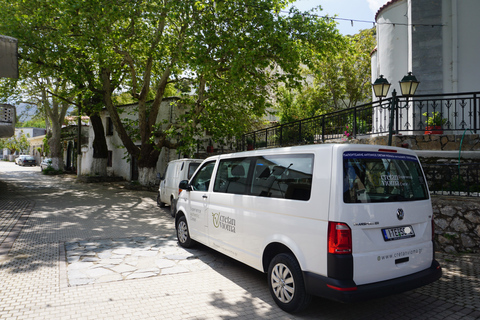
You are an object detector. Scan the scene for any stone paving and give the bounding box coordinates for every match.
[1,161,480,319]
[64,236,227,286]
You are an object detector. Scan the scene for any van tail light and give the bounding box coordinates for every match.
[328,222,352,254]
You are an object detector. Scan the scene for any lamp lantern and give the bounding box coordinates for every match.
[399,72,420,97]
[372,75,391,98]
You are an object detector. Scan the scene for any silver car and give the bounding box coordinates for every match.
[40,158,52,171]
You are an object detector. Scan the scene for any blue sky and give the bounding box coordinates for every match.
[290,0,390,35]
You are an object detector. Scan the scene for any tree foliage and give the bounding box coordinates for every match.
[276,28,376,123]
[1,131,30,154]
[1,0,342,184]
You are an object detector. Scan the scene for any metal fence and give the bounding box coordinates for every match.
[241,91,480,150]
[422,163,480,197]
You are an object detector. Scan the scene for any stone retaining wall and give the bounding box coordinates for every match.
[354,133,480,151]
[432,196,480,253]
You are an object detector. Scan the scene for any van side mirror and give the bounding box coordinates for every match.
[179,180,191,191]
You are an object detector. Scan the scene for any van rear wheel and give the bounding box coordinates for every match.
[176,216,194,248]
[268,253,311,313]
[157,192,166,208]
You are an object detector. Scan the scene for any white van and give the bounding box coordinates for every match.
[175,144,442,313]
[157,158,202,217]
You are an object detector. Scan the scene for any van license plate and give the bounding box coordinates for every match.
[382,226,415,241]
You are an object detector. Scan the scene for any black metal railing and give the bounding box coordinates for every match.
[242,91,480,150]
[422,163,480,197]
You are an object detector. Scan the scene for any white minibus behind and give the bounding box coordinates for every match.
[157,158,202,216]
[175,144,442,313]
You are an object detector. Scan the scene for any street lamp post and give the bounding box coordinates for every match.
[372,72,420,146]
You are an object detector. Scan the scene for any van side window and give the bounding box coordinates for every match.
[190,161,215,191]
[213,158,251,194]
[251,154,313,201]
[212,154,313,201]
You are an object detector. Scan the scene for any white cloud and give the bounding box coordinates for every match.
[367,0,390,13]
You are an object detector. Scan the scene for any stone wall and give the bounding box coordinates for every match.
[432,196,480,254]
[355,133,480,151]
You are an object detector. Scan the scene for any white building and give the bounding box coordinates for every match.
[371,0,480,135]
[372,0,480,95]
[79,97,226,182]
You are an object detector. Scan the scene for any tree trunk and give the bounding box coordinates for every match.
[138,167,157,187]
[49,118,63,171]
[89,114,108,176]
[91,158,108,176]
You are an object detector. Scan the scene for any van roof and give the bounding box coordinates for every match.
[205,144,417,161]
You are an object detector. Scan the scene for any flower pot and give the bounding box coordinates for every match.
[425,126,443,134]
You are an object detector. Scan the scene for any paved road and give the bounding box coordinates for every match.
[1,161,479,319]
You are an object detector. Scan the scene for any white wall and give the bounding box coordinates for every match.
[445,0,480,93]
[374,0,409,99]
[79,98,183,181]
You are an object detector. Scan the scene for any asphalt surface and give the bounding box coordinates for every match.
[1,160,479,319]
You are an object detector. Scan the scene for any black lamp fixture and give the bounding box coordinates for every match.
[372,72,420,146]
[399,72,420,97]
[372,75,391,98]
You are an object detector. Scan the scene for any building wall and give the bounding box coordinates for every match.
[412,0,443,95]
[373,0,409,98]
[375,0,480,96]
[79,98,184,181]
[443,0,480,93]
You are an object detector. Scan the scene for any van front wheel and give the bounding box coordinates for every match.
[268,253,311,313]
[176,216,194,248]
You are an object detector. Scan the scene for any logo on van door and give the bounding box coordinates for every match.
[397,208,404,220]
[212,212,236,233]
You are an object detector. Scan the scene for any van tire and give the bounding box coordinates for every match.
[268,253,311,313]
[176,216,194,248]
[157,192,166,208]
[170,199,176,217]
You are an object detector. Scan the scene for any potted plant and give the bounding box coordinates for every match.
[342,125,353,141]
[206,139,214,153]
[423,111,447,134]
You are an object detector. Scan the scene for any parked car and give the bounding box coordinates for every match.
[16,155,36,166]
[40,158,52,171]
[157,158,202,217]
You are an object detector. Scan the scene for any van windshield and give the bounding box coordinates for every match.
[188,163,200,179]
[343,151,429,203]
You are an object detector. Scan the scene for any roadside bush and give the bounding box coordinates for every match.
[42,166,63,175]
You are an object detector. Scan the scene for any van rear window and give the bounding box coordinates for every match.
[343,151,429,203]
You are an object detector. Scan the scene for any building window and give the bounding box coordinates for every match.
[107,151,113,167]
[106,117,114,136]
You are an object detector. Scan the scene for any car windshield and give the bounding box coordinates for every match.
[343,151,429,203]
[25,156,35,160]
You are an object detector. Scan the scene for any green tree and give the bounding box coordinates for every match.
[1,0,341,185]
[1,75,74,170]
[2,130,30,155]
[276,28,376,122]
[17,118,46,129]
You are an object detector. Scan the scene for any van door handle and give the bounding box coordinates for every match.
[202,195,208,199]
